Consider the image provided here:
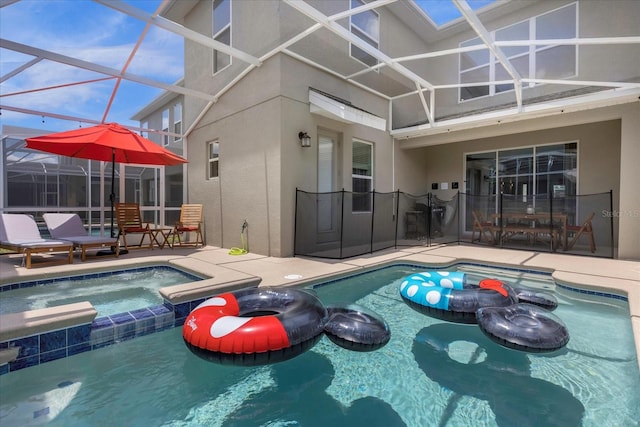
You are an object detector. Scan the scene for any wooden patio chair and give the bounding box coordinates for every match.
[115,203,152,250]
[169,204,204,247]
[565,212,596,252]
[471,210,496,244]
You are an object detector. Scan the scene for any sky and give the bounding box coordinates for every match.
[415,0,497,26]
[0,0,184,133]
[0,0,495,135]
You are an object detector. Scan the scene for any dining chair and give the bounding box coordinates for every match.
[565,212,596,253]
[471,210,496,244]
[170,204,204,247]
[114,203,152,250]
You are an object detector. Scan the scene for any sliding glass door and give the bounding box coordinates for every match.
[465,142,577,231]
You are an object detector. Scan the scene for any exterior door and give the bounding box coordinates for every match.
[317,131,340,241]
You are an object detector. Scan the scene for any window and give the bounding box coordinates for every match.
[484,143,577,198]
[465,142,577,232]
[213,0,231,74]
[535,4,577,80]
[465,142,577,202]
[498,147,534,197]
[162,109,170,146]
[173,103,182,143]
[534,143,577,197]
[459,3,577,101]
[350,0,379,68]
[494,20,529,93]
[459,38,490,100]
[208,141,219,179]
[352,140,373,212]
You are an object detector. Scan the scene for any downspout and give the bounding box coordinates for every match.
[264,150,271,256]
[389,99,395,192]
[390,99,396,224]
[340,189,345,259]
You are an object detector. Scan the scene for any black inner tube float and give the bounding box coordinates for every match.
[514,288,558,311]
[323,304,391,352]
[476,303,569,353]
[183,287,391,366]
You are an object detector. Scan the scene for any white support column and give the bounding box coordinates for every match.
[617,102,640,260]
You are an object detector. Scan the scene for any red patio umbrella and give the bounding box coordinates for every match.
[26,122,188,238]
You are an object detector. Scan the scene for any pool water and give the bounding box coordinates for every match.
[0,266,202,317]
[0,264,638,426]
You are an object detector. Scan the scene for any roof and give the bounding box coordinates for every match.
[1,0,639,141]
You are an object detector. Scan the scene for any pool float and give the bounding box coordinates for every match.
[476,303,570,353]
[323,304,391,352]
[183,287,327,366]
[514,288,558,311]
[399,271,518,323]
[399,270,569,353]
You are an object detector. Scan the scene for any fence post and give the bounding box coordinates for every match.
[427,192,432,246]
[609,189,614,258]
[498,192,504,247]
[549,189,554,252]
[394,190,400,248]
[294,188,299,256]
[457,190,461,245]
[339,189,345,259]
[369,190,376,254]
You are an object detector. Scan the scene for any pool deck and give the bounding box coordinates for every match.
[1,244,639,366]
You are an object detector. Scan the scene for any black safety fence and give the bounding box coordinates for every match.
[461,190,614,258]
[294,189,460,259]
[295,189,614,259]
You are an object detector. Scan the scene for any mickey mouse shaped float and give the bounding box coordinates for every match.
[183,287,390,366]
[399,271,569,353]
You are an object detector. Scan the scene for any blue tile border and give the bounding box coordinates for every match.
[0,302,181,375]
[555,283,628,301]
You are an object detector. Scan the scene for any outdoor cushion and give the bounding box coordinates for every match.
[0,213,74,268]
[43,213,120,261]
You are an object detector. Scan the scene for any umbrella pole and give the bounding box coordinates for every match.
[99,151,122,256]
[110,150,116,238]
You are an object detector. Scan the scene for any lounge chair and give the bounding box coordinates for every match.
[114,203,153,250]
[43,213,120,261]
[0,213,74,268]
[565,212,596,252]
[169,204,204,247]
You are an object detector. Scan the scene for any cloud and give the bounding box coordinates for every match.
[1,0,183,128]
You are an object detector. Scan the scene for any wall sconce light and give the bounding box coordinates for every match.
[298,131,311,148]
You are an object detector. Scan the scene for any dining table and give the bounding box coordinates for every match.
[491,212,568,250]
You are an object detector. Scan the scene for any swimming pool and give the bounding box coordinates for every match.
[0,265,203,317]
[0,263,637,426]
